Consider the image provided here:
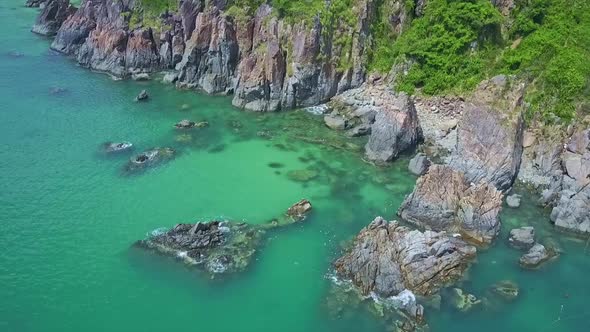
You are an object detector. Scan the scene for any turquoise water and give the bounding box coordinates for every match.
[0,3,588,332]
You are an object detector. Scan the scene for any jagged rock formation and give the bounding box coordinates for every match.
[33,0,384,111]
[25,0,47,7]
[448,76,525,192]
[323,84,423,163]
[136,200,312,275]
[545,129,590,235]
[398,165,503,245]
[334,217,476,298]
[31,0,74,36]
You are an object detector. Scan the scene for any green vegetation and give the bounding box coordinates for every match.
[372,0,503,94]
[499,0,590,122]
[369,0,590,122]
[127,0,178,30]
[129,0,589,122]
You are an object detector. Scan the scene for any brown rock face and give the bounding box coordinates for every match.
[334,217,476,297]
[398,165,503,245]
[38,0,378,110]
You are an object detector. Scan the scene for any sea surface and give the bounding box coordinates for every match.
[0,2,588,332]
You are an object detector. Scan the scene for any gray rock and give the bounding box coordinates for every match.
[508,226,535,250]
[324,114,346,130]
[131,73,150,81]
[408,153,431,176]
[334,217,476,297]
[448,103,524,191]
[519,243,553,268]
[162,71,179,84]
[551,184,590,235]
[102,141,133,153]
[135,90,149,102]
[398,165,503,245]
[347,124,371,137]
[365,92,422,163]
[506,194,521,208]
[126,147,175,172]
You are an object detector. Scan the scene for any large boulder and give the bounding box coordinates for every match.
[408,153,431,176]
[398,165,503,245]
[31,0,74,36]
[448,76,525,191]
[334,217,476,298]
[365,92,422,163]
[508,226,535,250]
[448,103,524,191]
[519,243,553,268]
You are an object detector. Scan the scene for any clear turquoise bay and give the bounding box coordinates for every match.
[0,2,588,332]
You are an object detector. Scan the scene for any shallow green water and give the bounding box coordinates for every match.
[0,3,588,332]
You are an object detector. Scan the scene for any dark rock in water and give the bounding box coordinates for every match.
[49,87,68,95]
[334,217,476,298]
[31,0,74,36]
[506,193,521,208]
[519,243,555,268]
[25,0,47,8]
[126,147,175,171]
[103,141,133,153]
[174,119,209,129]
[286,199,312,221]
[135,90,149,102]
[408,153,431,176]
[398,165,503,245]
[267,162,284,169]
[136,200,313,275]
[488,280,519,302]
[286,169,318,182]
[508,227,535,250]
[137,221,264,275]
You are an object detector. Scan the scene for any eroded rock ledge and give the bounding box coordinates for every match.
[398,165,503,245]
[333,217,476,322]
[136,199,312,275]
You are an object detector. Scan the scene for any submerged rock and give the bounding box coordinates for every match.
[135,90,149,102]
[334,217,476,298]
[508,227,535,250]
[286,169,318,182]
[126,148,175,171]
[488,280,519,302]
[102,141,133,153]
[136,200,313,275]
[449,288,481,313]
[398,165,503,245]
[174,119,209,129]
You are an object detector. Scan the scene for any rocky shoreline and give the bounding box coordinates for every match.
[25,1,590,331]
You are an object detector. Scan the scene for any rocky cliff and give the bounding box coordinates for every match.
[33,0,386,111]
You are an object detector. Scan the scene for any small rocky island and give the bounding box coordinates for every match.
[136,200,312,275]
